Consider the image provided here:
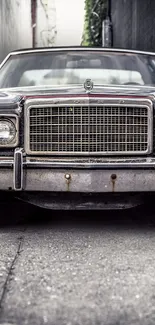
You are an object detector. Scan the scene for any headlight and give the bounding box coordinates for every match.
[0,119,17,145]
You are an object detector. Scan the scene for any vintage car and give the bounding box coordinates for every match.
[0,46,155,210]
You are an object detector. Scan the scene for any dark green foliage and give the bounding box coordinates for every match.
[82,0,108,46]
[82,0,93,46]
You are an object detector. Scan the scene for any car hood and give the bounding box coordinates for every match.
[0,84,155,104]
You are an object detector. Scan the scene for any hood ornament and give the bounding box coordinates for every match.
[84,79,94,93]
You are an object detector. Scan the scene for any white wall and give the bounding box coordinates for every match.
[0,0,85,62]
[0,0,32,62]
[36,0,85,47]
[55,0,85,46]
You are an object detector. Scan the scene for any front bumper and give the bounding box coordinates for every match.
[1,148,155,193]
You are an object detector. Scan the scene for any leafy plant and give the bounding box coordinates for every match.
[82,0,108,47]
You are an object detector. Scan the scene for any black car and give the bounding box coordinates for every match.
[0,46,154,209]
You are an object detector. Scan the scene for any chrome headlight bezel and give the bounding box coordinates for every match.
[0,114,19,147]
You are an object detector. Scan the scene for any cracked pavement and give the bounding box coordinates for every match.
[0,206,154,324]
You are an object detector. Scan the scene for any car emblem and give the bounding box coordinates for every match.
[84,79,94,93]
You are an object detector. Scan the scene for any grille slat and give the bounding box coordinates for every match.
[28,106,149,154]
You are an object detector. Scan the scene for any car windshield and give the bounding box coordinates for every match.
[0,50,155,88]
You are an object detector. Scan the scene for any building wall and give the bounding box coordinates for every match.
[36,0,85,47]
[111,0,155,51]
[0,0,85,63]
[0,0,32,62]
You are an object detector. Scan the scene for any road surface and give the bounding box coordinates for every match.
[0,204,154,325]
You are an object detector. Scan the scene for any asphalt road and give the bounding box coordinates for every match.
[0,204,155,325]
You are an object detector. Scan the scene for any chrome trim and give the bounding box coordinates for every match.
[2,155,155,169]
[2,84,155,93]
[0,114,19,148]
[84,79,94,93]
[6,47,155,57]
[0,159,13,167]
[24,158,155,169]
[0,53,11,69]
[13,148,24,191]
[24,97,153,156]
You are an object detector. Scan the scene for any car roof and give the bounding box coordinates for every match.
[9,46,155,56]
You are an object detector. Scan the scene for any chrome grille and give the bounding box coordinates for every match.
[27,105,150,155]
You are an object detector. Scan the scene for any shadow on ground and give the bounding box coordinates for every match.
[0,198,155,229]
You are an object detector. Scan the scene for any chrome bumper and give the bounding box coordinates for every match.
[1,148,155,192]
